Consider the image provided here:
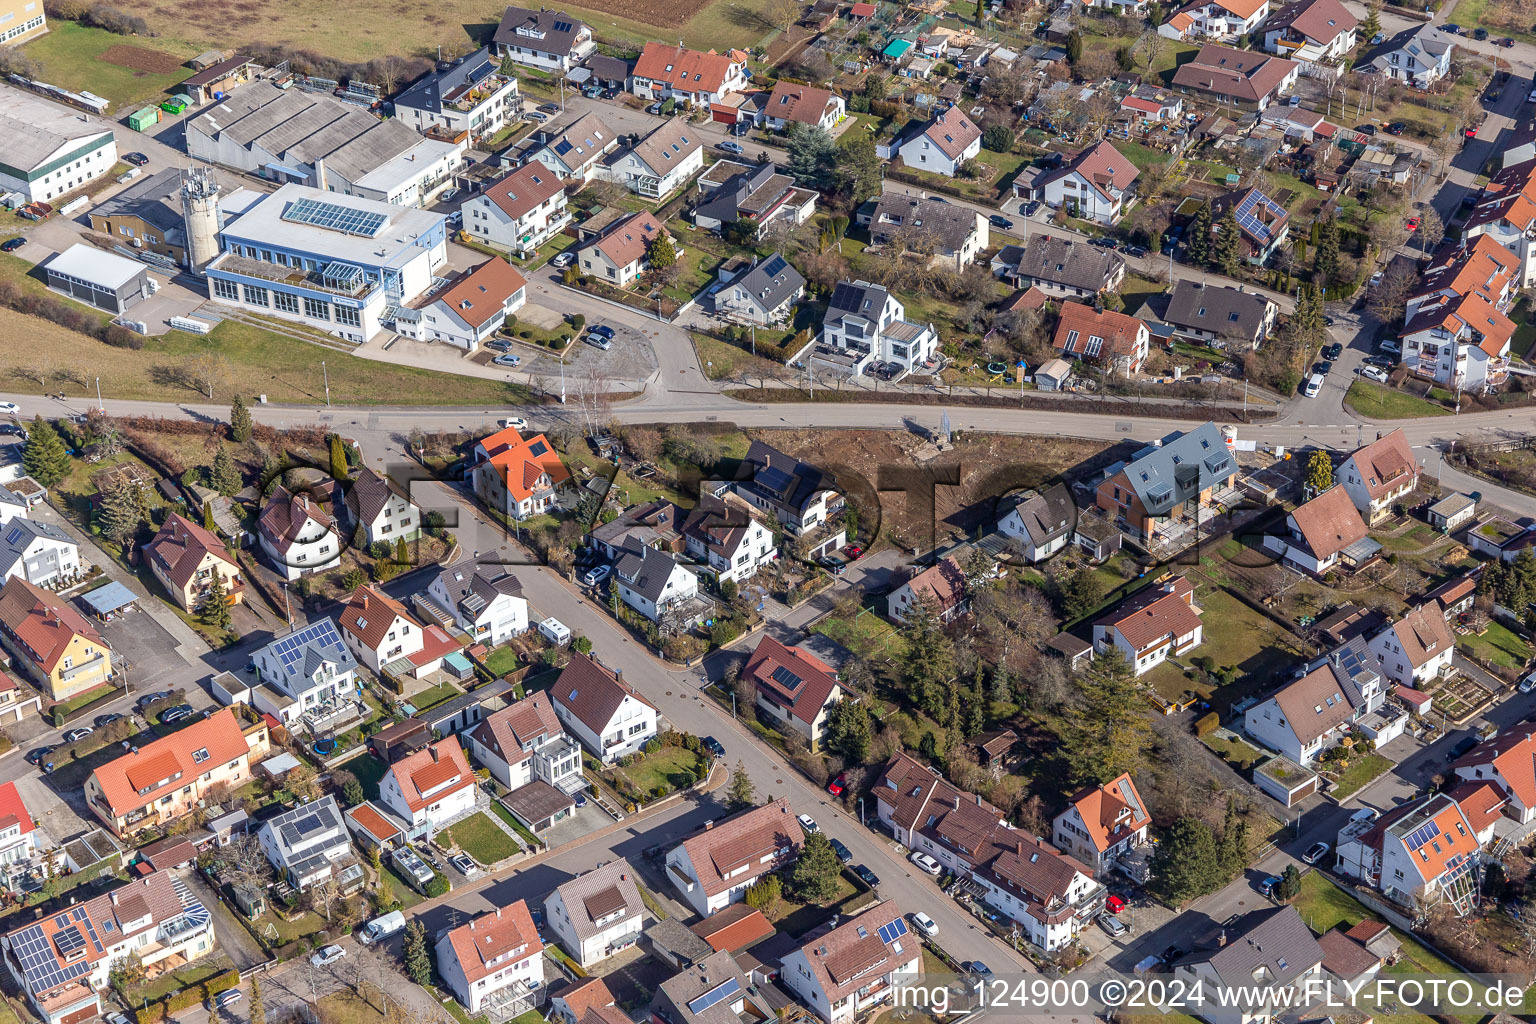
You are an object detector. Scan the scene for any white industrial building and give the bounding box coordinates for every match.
[0,93,118,204]
[203,184,450,342]
[187,82,465,207]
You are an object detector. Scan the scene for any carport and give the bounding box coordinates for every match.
[77,581,140,622]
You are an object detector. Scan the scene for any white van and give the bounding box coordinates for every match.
[1303,373,1323,397]
[538,617,571,645]
[359,910,406,945]
[116,167,142,184]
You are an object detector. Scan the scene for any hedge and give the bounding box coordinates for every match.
[1195,712,1220,737]
[133,968,241,1023]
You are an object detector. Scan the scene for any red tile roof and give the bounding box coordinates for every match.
[472,691,563,768]
[1053,300,1147,363]
[1344,430,1419,503]
[1064,773,1149,853]
[1446,779,1507,834]
[553,978,615,1020]
[921,107,981,161]
[0,576,105,674]
[89,708,252,818]
[341,585,418,652]
[145,513,236,591]
[347,802,403,844]
[258,485,335,554]
[744,635,843,727]
[1318,927,1379,979]
[551,651,655,735]
[476,426,571,502]
[590,211,669,273]
[677,797,803,898]
[1386,604,1454,671]
[1288,485,1368,561]
[897,556,966,612]
[768,81,838,125]
[1172,44,1299,105]
[1095,575,1200,652]
[792,902,915,1003]
[430,259,528,329]
[0,781,35,837]
[1041,141,1139,202]
[1265,0,1358,44]
[634,43,741,94]
[690,904,776,952]
[1453,725,1536,810]
[442,901,544,985]
[386,738,474,813]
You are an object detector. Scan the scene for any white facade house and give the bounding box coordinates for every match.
[1170,907,1323,1024]
[630,44,749,108]
[997,485,1074,563]
[1338,430,1420,525]
[465,691,583,793]
[524,113,618,183]
[462,163,571,257]
[378,738,478,835]
[0,519,81,589]
[816,279,939,378]
[493,6,595,71]
[714,253,805,326]
[1334,793,1486,915]
[257,486,341,580]
[339,585,434,675]
[1160,0,1271,41]
[435,902,545,1016]
[1367,605,1455,688]
[393,48,521,143]
[1451,729,1536,825]
[1364,24,1454,88]
[471,425,571,522]
[665,798,803,916]
[893,107,982,177]
[1032,141,1139,226]
[205,184,450,344]
[0,96,117,205]
[613,547,699,623]
[395,258,527,351]
[424,554,529,647]
[543,859,645,968]
[549,652,659,764]
[1465,159,1536,289]
[1261,0,1358,62]
[248,618,359,732]
[1091,575,1202,675]
[1243,644,1387,766]
[345,468,420,548]
[780,904,921,1024]
[577,211,672,288]
[257,795,355,890]
[0,783,38,869]
[1051,774,1152,878]
[599,120,704,199]
[680,496,778,585]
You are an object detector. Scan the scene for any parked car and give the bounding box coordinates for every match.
[24,747,52,767]
[525,111,548,122]
[1365,354,1395,368]
[492,353,522,367]
[61,727,93,743]
[989,214,1014,230]
[1325,342,1342,360]
[827,773,847,797]
[1359,365,1389,383]
[450,854,476,875]
[159,704,195,724]
[439,187,460,203]
[582,564,612,587]
[1302,842,1330,865]
[1350,806,1380,823]
[0,400,18,413]
[551,251,576,268]
[123,152,150,166]
[909,851,942,875]
[0,238,24,252]
[1098,914,1128,938]
[646,101,663,114]
[1447,736,1479,761]
[1024,200,1041,216]
[716,140,745,155]
[1161,944,1189,964]
[962,961,993,977]
[1379,339,1401,355]
[852,864,879,887]
[210,991,242,1011]
[830,838,853,864]
[1474,26,1490,38]
[798,813,820,833]
[486,339,513,353]
[912,912,939,937]
[311,945,346,967]
[1123,244,1148,258]
[585,334,612,351]
[1355,123,1378,135]
[845,544,864,558]
[106,1013,132,1024]
[1443,22,1461,33]
[1315,360,1333,375]
[538,102,560,114]
[1385,122,1405,135]
[1464,124,1479,139]
[702,735,726,759]
[1258,874,1282,898]
[1520,671,1536,694]
[589,324,615,341]
[731,120,749,136]
[1087,236,1116,248]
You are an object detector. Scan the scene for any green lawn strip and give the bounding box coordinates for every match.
[481,646,520,677]
[384,864,425,909]
[1345,382,1452,419]
[256,909,328,944]
[609,746,704,796]
[1456,620,1532,671]
[1323,752,1393,799]
[1114,141,1173,171]
[408,682,462,711]
[490,798,541,848]
[23,23,196,110]
[125,961,230,1005]
[348,753,388,801]
[1118,273,1167,316]
[813,608,906,660]
[693,331,790,381]
[445,811,520,864]
[1202,733,1266,767]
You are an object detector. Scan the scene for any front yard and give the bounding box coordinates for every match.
[1346,382,1452,419]
[1456,620,1533,672]
[445,812,521,865]
[606,745,708,802]
[1321,752,1393,800]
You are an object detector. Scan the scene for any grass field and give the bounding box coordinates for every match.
[447,812,520,864]
[1345,382,1452,420]
[1457,620,1533,671]
[21,23,195,111]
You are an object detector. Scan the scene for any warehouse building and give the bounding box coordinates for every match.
[42,244,152,314]
[87,169,207,267]
[0,93,118,204]
[0,0,45,43]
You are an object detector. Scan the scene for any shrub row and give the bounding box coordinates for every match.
[43,0,147,34]
[0,278,144,349]
[132,968,240,1024]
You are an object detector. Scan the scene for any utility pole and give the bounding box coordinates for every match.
[322,360,331,407]
[95,376,103,412]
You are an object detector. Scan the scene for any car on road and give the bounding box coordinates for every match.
[852,864,879,887]
[1123,244,1148,258]
[582,564,612,587]
[1359,365,1389,383]
[123,152,150,166]
[1442,22,1461,33]
[1325,342,1342,359]
[798,813,820,833]
[1355,123,1377,135]
[0,238,23,253]
[311,945,346,967]
[827,773,847,797]
[989,214,1014,230]
[589,324,615,341]
[551,251,576,268]
[159,704,195,724]
[702,735,726,759]
[830,838,853,864]
[909,851,942,875]
[962,961,993,978]
[912,911,939,937]
[1500,36,1515,46]
[498,416,528,433]
[0,401,18,414]
[1520,671,1536,694]
[1385,122,1405,135]
[1474,25,1489,38]
[1303,373,1323,398]
[1098,913,1128,938]
[1258,874,1283,898]
[60,727,93,743]
[24,747,52,767]
[716,140,745,155]
[1024,200,1041,216]
[210,991,242,1011]
[1316,360,1333,375]
[538,102,560,114]
[492,353,522,367]
[1447,736,1479,761]
[106,1013,132,1024]
[136,691,171,709]
[1406,216,1421,231]
[1302,842,1330,865]
[450,854,476,875]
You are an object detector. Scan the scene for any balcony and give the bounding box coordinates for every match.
[1073,882,1109,921]
[211,253,378,300]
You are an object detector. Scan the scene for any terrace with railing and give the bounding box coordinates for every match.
[211,253,378,299]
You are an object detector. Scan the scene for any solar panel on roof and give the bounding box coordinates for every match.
[770,665,803,691]
[53,926,84,956]
[878,918,909,943]
[554,140,573,155]
[282,197,389,238]
[1405,820,1441,848]
[756,465,794,498]
[529,440,548,456]
[687,978,743,1015]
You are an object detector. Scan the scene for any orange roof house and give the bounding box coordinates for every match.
[886,555,968,625]
[435,901,545,1013]
[1052,300,1150,374]
[380,738,477,829]
[471,424,571,520]
[144,512,244,612]
[632,44,747,102]
[1052,773,1152,874]
[1092,575,1202,675]
[0,576,112,702]
[743,635,848,745]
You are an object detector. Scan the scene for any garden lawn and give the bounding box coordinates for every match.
[1114,141,1172,172]
[1119,273,1167,316]
[1325,752,1393,799]
[22,23,195,111]
[125,960,230,1005]
[693,332,790,381]
[609,745,704,796]
[481,646,520,677]
[347,753,388,801]
[1202,734,1265,768]
[256,909,329,944]
[813,607,907,661]
[446,812,521,864]
[408,682,462,711]
[1457,620,1533,671]
[1345,382,1452,419]
[1148,587,1303,704]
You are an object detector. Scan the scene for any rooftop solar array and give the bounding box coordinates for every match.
[770,666,803,692]
[1404,819,1442,850]
[687,977,742,1015]
[270,620,348,677]
[877,918,909,944]
[13,907,103,994]
[281,196,389,238]
[1233,189,1287,245]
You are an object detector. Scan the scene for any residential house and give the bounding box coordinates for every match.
[1427,493,1478,533]
[689,905,775,956]
[1208,187,1291,264]
[1171,44,1300,111]
[997,485,1076,563]
[693,161,817,233]
[577,210,673,287]
[766,81,845,131]
[1368,604,1455,687]
[465,691,583,795]
[0,518,81,590]
[1466,516,1535,562]
[340,585,460,679]
[394,48,521,143]
[653,950,770,1024]
[549,978,617,1024]
[725,441,846,554]
[0,673,39,726]
[601,120,704,199]
[472,424,571,521]
[1263,484,1371,575]
[1092,575,1203,675]
[613,545,700,624]
[435,902,545,1015]
[630,44,749,107]
[424,553,529,646]
[1334,791,1484,914]
[1002,235,1127,300]
[815,278,939,379]
[1318,923,1390,985]
[493,6,595,71]
[1450,726,1536,824]
[886,556,967,625]
[143,513,241,613]
[396,258,528,351]
[714,253,804,326]
[463,162,571,256]
[1169,906,1324,1024]
[1051,300,1150,375]
[1244,640,1387,765]
[1338,430,1419,524]
[868,193,989,271]
[1464,158,1536,288]
[1163,280,1278,348]
[680,495,777,585]
[664,797,803,916]
[258,485,341,580]
[1159,0,1271,41]
[544,859,646,968]
[1362,24,1454,88]
[586,54,632,92]
[84,708,269,837]
[1052,774,1151,877]
[892,107,982,177]
[589,501,684,562]
[0,872,216,1024]
[0,576,111,702]
[1399,236,1517,390]
[745,635,849,748]
[1426,572,1478,619]
[247,619,359,732]
[550,652,659,763]
[1029,141,1139,225]
[0,783,37,867]
[1262,0,1358,62]
[378,738,478,835]
[256,795,355,890]
[345,468,420,548]
[780,903,921,1024]
[524,112,618,183]
[1119,87,1183,125]
[1093,422,1238,543]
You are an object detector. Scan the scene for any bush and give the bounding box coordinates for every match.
[1195,712,1220,737]
[424,871,450,897]
[982,124,1015,152]
[743,873,781,910]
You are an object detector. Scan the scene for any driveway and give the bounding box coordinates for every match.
[184,871,269,970]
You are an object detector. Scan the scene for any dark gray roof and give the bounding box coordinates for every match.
[696,162,782,226]
[728,253,805,315]
[826,279,890,324]
[740,439,838,515]
[1004,484,1075,547]
[1361,23,1453,72]
[991,244,1026,270]
[395,47,501,116]
[88,168,188,239]
[436,554,524,618]
[870,193,979,252]
[1115,422,1236,517]
[0,518,75,581]
[1013,235,1124,291]
[586,54,632,84]
[1186,906,1325,988]
[1165,280,1272,337]
[495,6,588,56]
[346,467,403,525]
[420,679,513,731]
[615,546,689,604]
[1300,636,1381,709]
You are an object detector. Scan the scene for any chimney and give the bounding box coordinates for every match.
[496,907,503,918]
[1016,840,1024,855]
[705,821,713,830]
[1218,930,1227,947]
